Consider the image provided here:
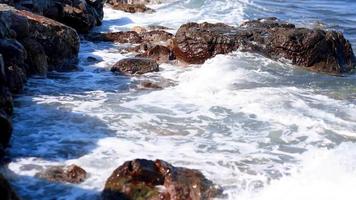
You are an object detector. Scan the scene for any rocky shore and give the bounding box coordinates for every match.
[0,0,355,199]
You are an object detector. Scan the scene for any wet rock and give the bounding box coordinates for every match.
[0,174,20,200]
[0,110,12,149]
[173,18,356,74]
[0,39,28,93]
[138,81,162,89]
[85,31,142,43]
[137,45,175,63]
[36,164,88,184]
[111,58,159,75]
[0,4,80,71]
[102,159,222,200]
[20,37,48,75]
[0,0,105,33]
[141,30,173,45]
[23,11,80,71]
[107,0,155,13]
[147,25,171,31]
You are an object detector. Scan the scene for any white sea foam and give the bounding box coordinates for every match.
[4,1,356,200]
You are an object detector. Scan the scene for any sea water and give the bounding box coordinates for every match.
[4,0,356,199]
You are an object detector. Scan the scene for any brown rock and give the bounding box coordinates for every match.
[85,31,142,43]
[137,45,175,63]
[102,159,222,200]
[111,58,159,75]
[36,164,88,184]
[173,18,356,74]
[107,0,154,13]
[0,0,106,33]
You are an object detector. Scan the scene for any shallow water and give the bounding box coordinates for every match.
[4,0,356,199]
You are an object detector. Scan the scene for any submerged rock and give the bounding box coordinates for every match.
[137,45,175,63]
[111,58,159,75]
[102,159,222,200]
[36,164,87,184]
[0,174,20,200]
[173,18,356,74]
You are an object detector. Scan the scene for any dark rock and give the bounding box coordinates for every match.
[22,10,80,71]
[147,25,171,31]
[85,31,142,43]
[139,81,162,89]
[0,0,106,33]
[173,18,356,74]
[0,110,12,148]
[0,174,20,200]
[20,37,48,75]
[36,164,88,184]
[111,58,159,75]
[0,4,80,71]
[0,39,27,93]
[0,4,80,158]
[102,159,222,200]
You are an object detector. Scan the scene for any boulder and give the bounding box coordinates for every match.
[36,164,88,184]
[0,174,20,200]
[173,18,356,74]
[102,159,222,200]
[0,4,80,71]
[0,0,106,33]
[111,58,159,75]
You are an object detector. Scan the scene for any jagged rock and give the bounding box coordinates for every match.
[0,174,20,200]
[111,58,159,75]
[0,0,106,33]
[173,18,356,74]
[36,164,88,184]
[102,159,222,200]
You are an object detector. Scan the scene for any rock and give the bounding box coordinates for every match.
[0,0,106,33]
[107,0,155,13]
[0,4,80,71]
[0,174,20,200]
[111,58,159,75]
[0,110,12,149]
[141,30,173,45]
[85,31,142,43]
[20,37,48,75]
[36,164,87,184]
[102,159,222,200]
[137,45,175,63]
[0,4,80,158]
[173,18,356,74]
[139,81,162,89]
[147,25,170,30]
[131,26,147,34]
